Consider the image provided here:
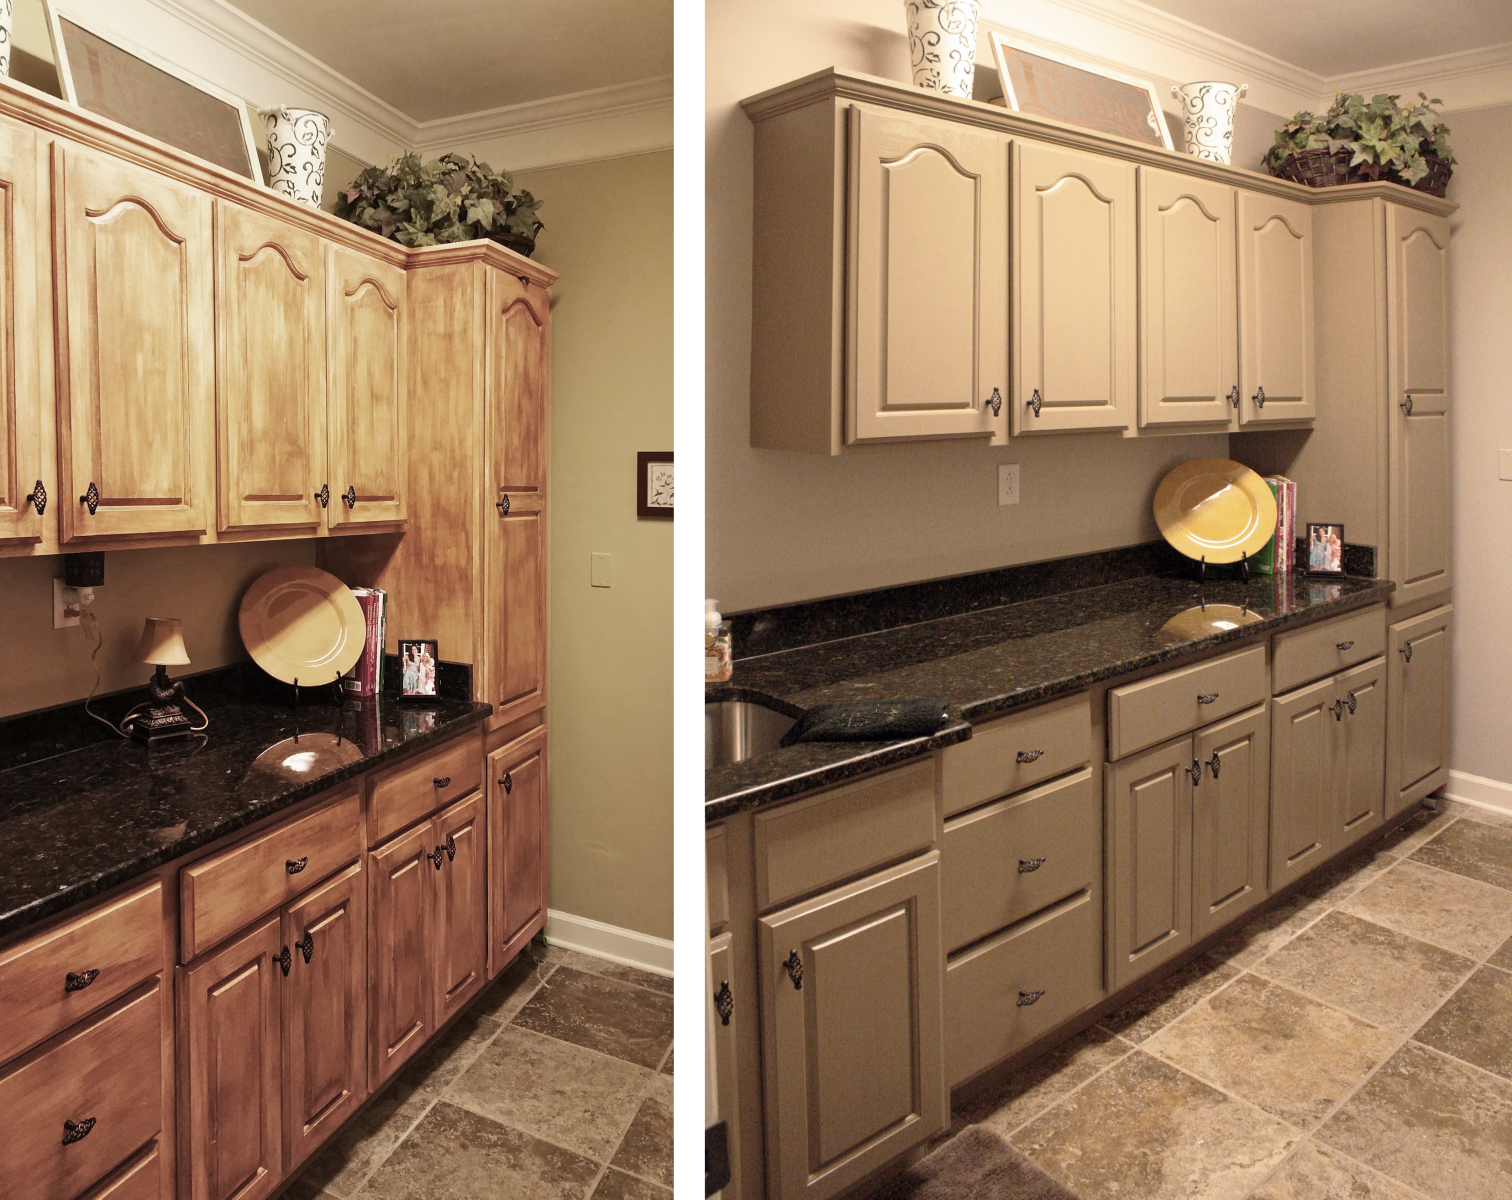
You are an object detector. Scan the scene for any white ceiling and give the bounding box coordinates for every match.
[225,0,673,121]
[1140,0,1512,78]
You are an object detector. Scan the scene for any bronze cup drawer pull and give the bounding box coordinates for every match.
[62,1117,96,1145]
[1016,749,1045,764]
[1336,640,1355,651]
[1400,641,1413,663]
[297,931,314,964]
[1018,857,1046,874]
[783,950,803,990]
[64,969,99,993]
[714,980,734,1026]
[501,772,514,795]
[433,776,452,788]
[1017,989,1046,1007]
[286,857,308,875]
[429,845,446,871]
[1197,692,1219,705]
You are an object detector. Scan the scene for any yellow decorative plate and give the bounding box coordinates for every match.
[1153,603,1264,647]
[1154,458,1277,564]
[238,566,365,686]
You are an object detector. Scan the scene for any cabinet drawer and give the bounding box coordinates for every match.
[707,822,730,933]
[0,881,163,1064]
[81,1143,161,1200]
[754,759,936,912]
[942,767,1098,952]
[941,693,1092,818]
[369,734,482,846]
[1272,605,1385,694]
[181,786,361,961]
[0,981,164,1200]
[945,889,1101,1088]
[1108,644,1265,760]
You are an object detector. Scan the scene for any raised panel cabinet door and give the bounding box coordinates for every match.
[216,203,326,532]
[180,915,282,1200]
[0,119,46,547]
[847,105,1007,443]
[1388,206,1452,607]
[1387,605,1453,816]
[1013,140,1136,435]
[432,790,487,1024]
[709,932,744,1200]
[1333,656,1386,851]
[487,726,548,976]
[488,268,550,507]
[366,823,433,1090]
[758,853,945,1200]
[1192,703,1270,940]
[54,143,214,542]
[1108,735,1193,991]
[326,246,406,529]
[1269,676,1335,890]
[1237,191,1315,426]
[486,504,547,723]
[281,862,367,1172]
[1139,169,1237,429]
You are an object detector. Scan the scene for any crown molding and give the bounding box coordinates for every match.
[1332,42,1512,113]
[409,77,674,155]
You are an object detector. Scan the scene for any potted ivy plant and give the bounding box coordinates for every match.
[1266,92,1455,196]
[335,152,545,255]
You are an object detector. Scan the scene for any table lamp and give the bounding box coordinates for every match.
[133,617,194,745]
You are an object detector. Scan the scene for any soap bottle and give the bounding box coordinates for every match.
[705,599,733,682]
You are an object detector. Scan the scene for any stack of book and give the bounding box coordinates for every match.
[342,587,388,697]
[1255,476,1297,574]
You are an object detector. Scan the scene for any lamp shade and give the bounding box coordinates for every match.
[137,617,190,666]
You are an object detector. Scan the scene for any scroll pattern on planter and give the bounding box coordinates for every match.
[904,0,980,97]
[264,106,331,207]
[0,0,13,78]
[1172,82,1248,165]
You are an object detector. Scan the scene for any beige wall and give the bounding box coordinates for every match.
[0,539,315,718]
[512,152,674,942]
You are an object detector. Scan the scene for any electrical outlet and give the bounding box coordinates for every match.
[591,552,612,588]
[998,463,1020,506]
[53,577,95,628]
[1500,450,1512,481]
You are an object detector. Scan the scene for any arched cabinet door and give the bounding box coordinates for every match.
[54,143,214,542]
[1237,192,1315,426]
[0,119,46,549]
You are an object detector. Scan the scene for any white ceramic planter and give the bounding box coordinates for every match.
[904,0,980,97]
[263,107,331,207]
[0,1,14,79]
[1171,82,1248,165]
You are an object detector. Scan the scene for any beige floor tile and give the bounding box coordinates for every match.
[1338,859,1512,959]
[1376,807,1458,857]
[1414,966,1512,1081]
[1254,910,1474,1033]
[956,1026,1134,1137]
[1410,817,1512,892]
[292,1076,434,1198]
[1203,897,1325,970]
[660,1045,672,1074]
[1143,974,1397,1130]
[471,949,557,1025]
[608,1090,674,1189]
[394,1009,503,1101]
[590,1168,672,1199]
[1316,1041,1512,1200]
[1247,1140,1422,1200]
[1009,1051,1296,1200]
[1100,959,1241,1043]
[1491,934,1512,973]
[445,1025,651,1161]
[557,950,674,996]
[1441,799,1512,829]
[513,966,673,1069]
[1294,846,1397,908]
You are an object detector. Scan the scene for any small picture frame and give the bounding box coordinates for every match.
[397,639,439,699]
[1306,523,1346,576]
[637,451,673,519]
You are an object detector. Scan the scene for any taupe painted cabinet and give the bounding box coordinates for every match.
[1236,192,1316,426]
[1387,605,1453,815]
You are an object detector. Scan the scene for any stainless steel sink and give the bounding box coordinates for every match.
[706,699,797,769]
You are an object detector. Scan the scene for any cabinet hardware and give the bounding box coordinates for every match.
[783,950,803,990]
[287,857,308,875]
[79,481,99,515]
[1018,857,1046,873]
[986,387,1002,416]
[1197,692,1219,705]
[275,946,291,976]
[64,969,99,993]
[502,772,513,795]
[714,980,734,1026]
[1028,389,1043,418]
[433,776,451,789]
[445,833,456,861]
[1016,749,1045,764]
[1345,689,1357,715]
[429,845,446,871]
[341,486,357,509]
[1336,640,1354,651]
[1253,387,1266,408]
[1400,641,1413,663]
[496,494,511,516]
[1016,989,1045,1007]
[1331,699,1347,721]
[297,931,314,964]
[1401,394,1414,416]
[61,1117,96,1145]
[1227,385,1240,409]
[1188,760,1202,784]
[27,480,46,515]
[1208,751,1222,779]
[313,483,329,508]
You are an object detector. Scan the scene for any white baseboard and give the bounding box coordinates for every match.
[544,909,673,977]
[1440,769,1512,816]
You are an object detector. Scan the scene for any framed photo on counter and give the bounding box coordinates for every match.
[1306,523,1345,575]
[398,639,439,698]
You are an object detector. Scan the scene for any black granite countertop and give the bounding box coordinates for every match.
[706,569,1393,820]
[0,687,489,941]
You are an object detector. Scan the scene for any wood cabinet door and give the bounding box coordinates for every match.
[487,725,548,976]
[54,143,213,542]
[1237,191,1314,426]
[326,246,406,530]
[1192,704,1269,940]
[216,203,326,533]
[1108,736,1193,991]
[847,105,1007,443]
[432,790,487,1024]
[758,853,945,1200]
[488,269,549,506]
[281,862,366,1172]
[709,932,745,1200]
[1013,140,1136,435]
[1387,206,1452,607]
[366,823,433,1090]
[1334,656,1386,850]
[1387,605,1453,816]
[1139,169,1237,429]
[486,502,547,724]
[1270,676,1335,890]
[0,119,46,548]
[180,916,282,1200]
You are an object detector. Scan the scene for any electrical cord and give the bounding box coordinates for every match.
[80,611,211,735]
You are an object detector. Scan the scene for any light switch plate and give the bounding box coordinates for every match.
[591,552,612,588]
[1500,450,1512,481]
[998,463,1020,506]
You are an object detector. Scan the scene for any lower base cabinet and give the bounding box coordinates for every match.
[487,727,548,976]
[1387,605,1452,816]
[708,931,745,1200]
[1192,705,1270,940]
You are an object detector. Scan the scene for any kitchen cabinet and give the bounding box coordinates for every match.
[433,791,487,1027]
[1191,704,1270,940]
[1386,605,1453,816]
[487,726,548,975]
[708,931,744,1200]
[1236,192,1315,426]
[1012,140,1136,435]
[0,118,48,550]
[1334,656,1387,845]
[54,143,215,543]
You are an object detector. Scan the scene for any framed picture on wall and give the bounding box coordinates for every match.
[637,451,673,519]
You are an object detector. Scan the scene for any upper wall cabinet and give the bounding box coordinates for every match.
[1011,141,1136,435]
[0,119,46,548]
[1236,192,1315,427]
[54,144,215,543]
[216,203,327,533]
[848,106,1006,444]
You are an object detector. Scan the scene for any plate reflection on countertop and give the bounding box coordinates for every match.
[1153,602,1264,647]
[247,731,365,780]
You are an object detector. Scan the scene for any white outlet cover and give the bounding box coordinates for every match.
[998,463,1020,506]
[1500,450,1512,481]
[53,577,80,628]
[591,552,612,588]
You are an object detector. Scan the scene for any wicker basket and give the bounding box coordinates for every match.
[1408,153,1453,198]
[1268,147,1358,188]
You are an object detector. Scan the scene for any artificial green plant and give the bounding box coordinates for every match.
[1267,91,1455,185]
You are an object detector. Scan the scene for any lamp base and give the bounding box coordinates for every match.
[131,704,194,746]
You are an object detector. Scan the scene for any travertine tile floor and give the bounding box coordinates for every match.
[945,800,1512,1200]
[281,943,673,1200]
